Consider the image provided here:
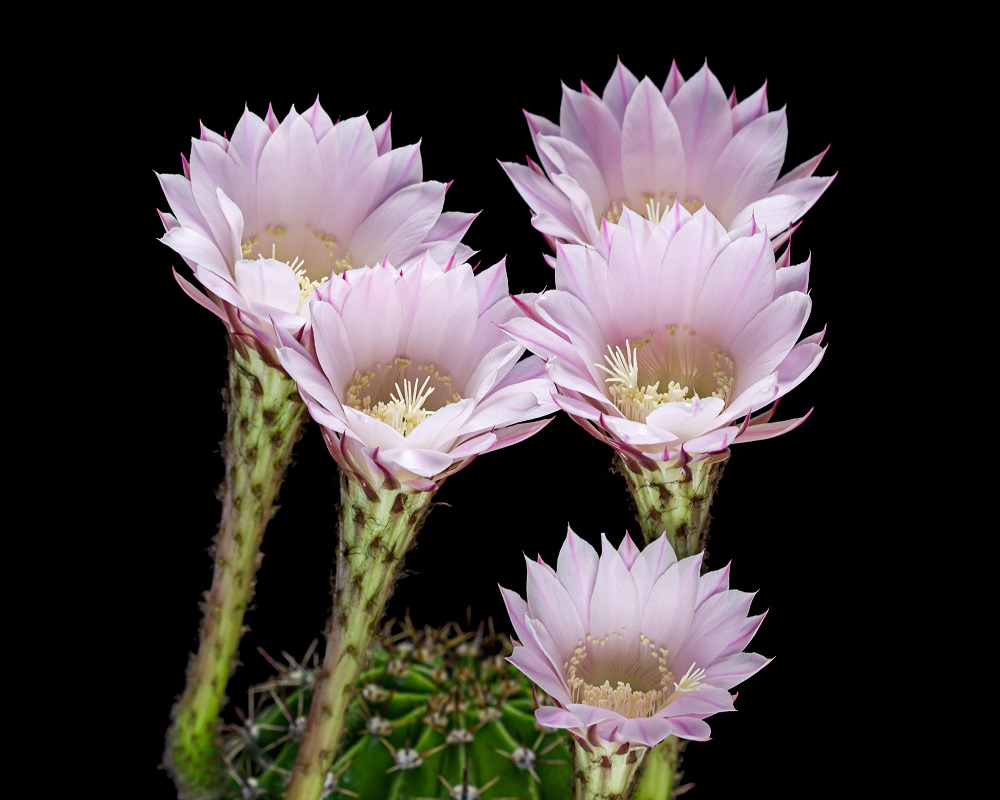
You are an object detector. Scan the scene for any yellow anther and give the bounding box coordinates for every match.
[344,360,459,436]
[595,332,734,421]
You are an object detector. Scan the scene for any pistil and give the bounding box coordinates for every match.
[346,360,459,436]
[595,335,734,423]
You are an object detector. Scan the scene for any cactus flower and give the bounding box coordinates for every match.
[158,98,477,365]
[501,526,769,796]
[276,253,557,800]
[155,98,477,799]
[500,57,834,255]
[500,205,825,554]
[277,254,557,493]
[502,203,824,469]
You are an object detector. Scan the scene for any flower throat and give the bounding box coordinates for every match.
[563,631,705,718]
[597,332,734,423]
[346,357,460,436]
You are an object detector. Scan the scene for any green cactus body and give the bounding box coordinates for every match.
[223,620,573,800]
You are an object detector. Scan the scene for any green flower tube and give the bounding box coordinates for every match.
[274,254,557,800]
[282,477,436,800]
[165,344,308,798]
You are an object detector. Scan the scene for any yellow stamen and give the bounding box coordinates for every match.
[603,194,706,226]
[594,334,734,423]
[290,257,329,301]
[344,359,458,436]
[562,632,701,719]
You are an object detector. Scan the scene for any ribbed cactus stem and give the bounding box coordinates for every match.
[284,474,436,800]
[574,740,648,800]
[223,616,574,799]
[616,454,727,558]
[165,343,308,800]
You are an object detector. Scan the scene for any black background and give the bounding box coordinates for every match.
[117,31,896,800]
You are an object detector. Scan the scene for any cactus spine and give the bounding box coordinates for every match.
[222,618,573,800]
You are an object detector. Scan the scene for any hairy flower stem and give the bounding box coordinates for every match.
[616,455,728,558]
[631,736,684,799]
[165,344,308,800]
[615,454,726,799]
[284,474,436,800]
[574,741,648,799]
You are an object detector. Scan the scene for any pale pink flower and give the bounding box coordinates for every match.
[501,58,834,255]
[275,255,557,492]
[500,205,825,471]
[157,98,477,364]
[500,526,769,749]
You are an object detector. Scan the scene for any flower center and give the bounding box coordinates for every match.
[604,195,705,226]
[244,247,330,313]
[241,224,355,284]
[596,331,734,423]
[289,257,329,311]
[345,357,461,436]
[563,632,705,719]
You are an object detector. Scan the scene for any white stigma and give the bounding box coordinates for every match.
[597,340,640,389]
[346,359,460,436]
[357,375,436,436]
[596,340,691,423]
[291,258,329,303]
[379,376,436,435]
[644,198,664,225]
[242,224,354,286]
[396,376,435,416]
[595,333,734,423]
[262,241,328,308]
[256,245,330,311]
[673,663,707,693]
[603,194,706,226]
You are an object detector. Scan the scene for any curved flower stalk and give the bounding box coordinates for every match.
[500,205,826,558]
[274,254,557,800]
[501,526,769,799]
[500,57,834,256]
[156,99,476,799]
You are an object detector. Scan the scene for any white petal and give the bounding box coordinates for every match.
[589,534,640,648]
[621,78,686,204]
[640,553,704,650]
[555,526,600,629]
[525,557,587,658]
[630,535,678,608]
